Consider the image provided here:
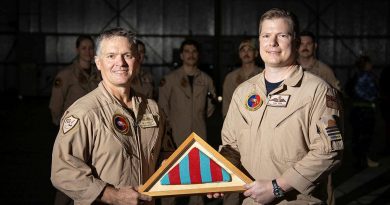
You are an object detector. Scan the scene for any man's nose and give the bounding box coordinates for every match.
[269,35,278,47]
[115,55,128,66]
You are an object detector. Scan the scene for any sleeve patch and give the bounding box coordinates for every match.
[326,94,339,110]
[324,120,342,141]
[320,115,344,151]
[62,115,79,134]
[331,140,344,151]
[326,88,340,110]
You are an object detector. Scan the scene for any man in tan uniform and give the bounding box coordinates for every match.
[51,28,173,205]
[219,8,343,205]
[159,39,216,205]
[159,39,216,145]
[131,39,155,99]
[49,35,101,126]
[298,30,341,91]
[222,38,263,118]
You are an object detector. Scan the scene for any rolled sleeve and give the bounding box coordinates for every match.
[282,167,314,194]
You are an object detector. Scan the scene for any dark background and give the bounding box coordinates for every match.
[1,0,389,204]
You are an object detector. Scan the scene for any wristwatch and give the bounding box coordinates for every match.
[272,179,285,198]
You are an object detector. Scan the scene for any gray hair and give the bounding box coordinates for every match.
[95,27,137,56]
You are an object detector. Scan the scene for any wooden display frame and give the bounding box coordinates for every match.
[139,132,253,197]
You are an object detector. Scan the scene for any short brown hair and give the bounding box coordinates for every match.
[258,8,300,46]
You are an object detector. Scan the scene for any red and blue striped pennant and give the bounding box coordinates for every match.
[161,147,231,185]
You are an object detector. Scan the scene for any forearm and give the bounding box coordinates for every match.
[275,177,293,193]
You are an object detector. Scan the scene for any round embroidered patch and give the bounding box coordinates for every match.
[245,94,262,111]
[113,114,130,134]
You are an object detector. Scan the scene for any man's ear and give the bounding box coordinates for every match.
[95,56,102,71]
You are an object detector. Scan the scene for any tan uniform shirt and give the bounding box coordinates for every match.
[222,66,343,204]
[158,67,216,146]
[49,61,101,125]
[302,60,341,91]
[131,69,154,99]
[51,83,170,205]
[222,67,262,117]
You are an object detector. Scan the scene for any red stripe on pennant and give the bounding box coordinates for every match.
[210,158,222,182]
[168,164,181,185]
[189,148,202,184]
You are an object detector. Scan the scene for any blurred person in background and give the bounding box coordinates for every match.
[159,39,216,205]
[348,55,380,168]
[49,35,101,126]
[49,34,101,205]
[221,38,262,205]
[298,30,341,91]
[222,38,263,118]
[131,39,155,99]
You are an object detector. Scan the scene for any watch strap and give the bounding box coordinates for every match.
[272,179,284,198]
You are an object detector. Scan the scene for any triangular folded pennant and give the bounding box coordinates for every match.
[160,147,231,185]
[139,132,253,197]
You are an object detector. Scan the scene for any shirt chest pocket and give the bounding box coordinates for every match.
[271,97,312,128]
[268,97,312,162]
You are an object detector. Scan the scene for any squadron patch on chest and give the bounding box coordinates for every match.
[267,94,290,107]
[113,114,130,135]
[245,94,262,111]
[62,115,79,134]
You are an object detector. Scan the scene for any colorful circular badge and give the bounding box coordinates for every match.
[113,114,130,134]
[245,94,262,111]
